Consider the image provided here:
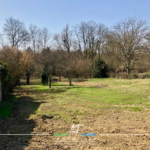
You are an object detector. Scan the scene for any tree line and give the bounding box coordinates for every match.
[0,16,150,93]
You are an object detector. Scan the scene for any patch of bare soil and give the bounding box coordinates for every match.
[1,88,150,150]
[24,110,150,150]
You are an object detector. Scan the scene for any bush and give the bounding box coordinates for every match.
[138,73,146,79]
[41,72,48,85]
[93,58,109,78]
[130,73,139,79]
[146,72,150,78]
[0,62,12,100]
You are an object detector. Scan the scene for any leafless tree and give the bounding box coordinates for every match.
[72,25,82,52]
[0,46,34,86]
[107,17,149,75]
[61,25,72,59]
[0,33,5,48]
[37,27,51,50]
[54,25,74,85]
[87,21,97,55]
[53,34,63,50]
[62,25,73,85]
[35,48,62,88]
[96,24,108,58]
[29,24,39,53]
[55,50,67,81]
[3,17,29,48]
[78,22,88,57]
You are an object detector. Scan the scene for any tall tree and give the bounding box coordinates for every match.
[107,17,149,75]
[37,27,51,50]
[29,24,39,53]
[0,46,34,87]
[0,33,5,48]
[62,25,73,85]
[96,24,108,58]
[54,25,74,85]
[35,48,63,88]
[62,25,72,59]
[3,17,29,48]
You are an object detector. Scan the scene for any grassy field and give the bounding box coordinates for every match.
[1,78,150,149]
[20,78,150,122]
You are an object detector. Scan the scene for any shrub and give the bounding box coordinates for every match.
[0,62,12,100]
[41,72,48,85]
[93,58,109,78]
[130,73,139,79]
[146,72,150,78]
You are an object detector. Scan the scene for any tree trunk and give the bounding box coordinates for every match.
[69,80,72,86]
[27,75,30,85]
[68,76,72,86]
[48,75,52,88]
[126,59,131,79]
[127,67,130,75]
[49,79,51,88]
[98,50,100,58]
[59,73,61,81]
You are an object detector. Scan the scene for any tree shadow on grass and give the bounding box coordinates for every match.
[0,83,71,150]
[0,95,44,150]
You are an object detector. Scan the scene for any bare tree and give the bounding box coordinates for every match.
[74,21,97,59]
[72,25,82,52]
[54,25,74,85]
[29,24,39,53]
[79,22,88,57]
[107,17,149,75]
[55,50,67,81]
[102,41,123,76]
[37,27,51,50]
[42,28,51,48]
[62,25,73,85]
[61,25,72,59]
[35,48,61,88]
[0,46,34,86]
[3,17,29,48]
[0,33,5,48]
[87,21,97,56]
[96,24,108,58]
[54,34,63,50]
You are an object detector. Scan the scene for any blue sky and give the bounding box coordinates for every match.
[0,0,150,33]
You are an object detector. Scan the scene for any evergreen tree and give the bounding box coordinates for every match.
[93,58,108,78]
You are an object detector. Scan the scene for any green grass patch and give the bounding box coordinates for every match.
[0,95,19,119]
[73,120,80,124]
[124,106,142,111]
[16,78,150,123]
[77,111,84,115]
[0,102,13,119]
